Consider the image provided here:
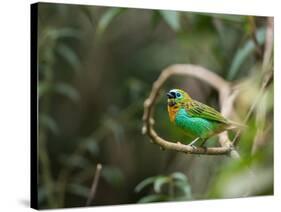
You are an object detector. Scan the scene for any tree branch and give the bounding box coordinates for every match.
[142,64,240,158]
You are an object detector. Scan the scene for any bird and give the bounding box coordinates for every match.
[166,88,244,148]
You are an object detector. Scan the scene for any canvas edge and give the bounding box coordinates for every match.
[31,2,38,210]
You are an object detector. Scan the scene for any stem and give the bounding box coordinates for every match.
[86,163,103,206]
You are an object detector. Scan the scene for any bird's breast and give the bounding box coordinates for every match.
[174,108,223,139]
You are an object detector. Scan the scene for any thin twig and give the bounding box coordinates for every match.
[86,163,102,206]
[142,64,240,157]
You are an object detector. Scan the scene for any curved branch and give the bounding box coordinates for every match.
[142,64,240,158]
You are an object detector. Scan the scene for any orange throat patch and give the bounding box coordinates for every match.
[167,105,179,122]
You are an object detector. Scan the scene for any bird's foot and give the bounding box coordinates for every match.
[189,137,200,146]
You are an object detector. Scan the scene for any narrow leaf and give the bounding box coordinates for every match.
[135,176,156,192]
[54,83,80,102]
[47,28,81,40]
[154,176,169,193]
[138,194,167,203]
[228,27,266,80]
[97,8,125,35]
[176,181,192,197]
[56,44,80,72]
[171,172,188,182]
[80,6,95,26]
[159,10,180,31]
[40,114,59,135]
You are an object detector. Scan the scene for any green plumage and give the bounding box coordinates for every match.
[175,107,227,139]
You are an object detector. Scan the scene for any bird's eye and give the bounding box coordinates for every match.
[176,93,181,98]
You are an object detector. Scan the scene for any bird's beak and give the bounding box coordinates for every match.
[166,92,173,98]
[167,92,174,99]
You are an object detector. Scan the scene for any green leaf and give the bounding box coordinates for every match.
[174,181,192,199]
[54,83,80,102]
[135,176,156,192]
[154,176,169,193]
[48,28,81,40]
[159,10,180,31]
[228,27,266,80]
[171,172,188,182]
[138,194,167,203]
[40,114,59,135]
[97,8,125,35]
[80,6,95,26]
[56,44,80,72]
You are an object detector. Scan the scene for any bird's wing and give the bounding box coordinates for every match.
[185,100,229,124]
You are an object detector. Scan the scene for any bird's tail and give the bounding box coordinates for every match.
[227,120,247,130]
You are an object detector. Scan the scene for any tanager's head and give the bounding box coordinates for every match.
[167,89,191,107]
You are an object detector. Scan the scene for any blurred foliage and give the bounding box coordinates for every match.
[37,2,273,209]
[135,172,192,203]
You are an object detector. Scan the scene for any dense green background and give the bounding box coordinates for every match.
[37,3,273,209]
